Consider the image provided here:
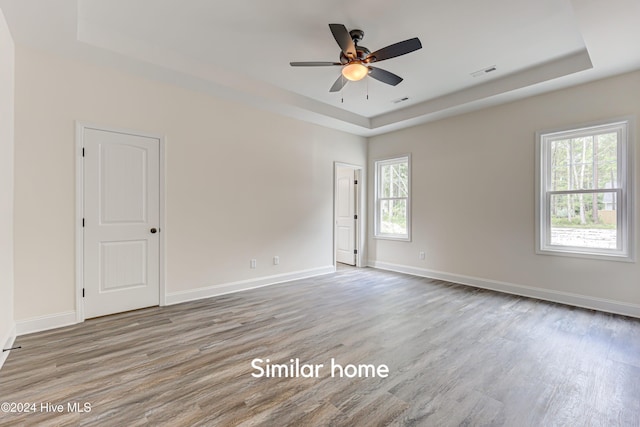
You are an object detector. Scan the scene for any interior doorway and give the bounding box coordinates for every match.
[334,163,363,267]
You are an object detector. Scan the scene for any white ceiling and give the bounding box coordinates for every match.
[1,0,639,136]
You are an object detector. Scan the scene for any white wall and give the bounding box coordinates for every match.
[0,8,16,364]
[11,42,639,331]
[369,70,640,316]
[13,46,367,325]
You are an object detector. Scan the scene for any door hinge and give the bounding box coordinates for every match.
[82,147,85,157]
[354,249,358,255]
[354,180,358,185]
[354,214,358,220]
[82,218,85,227]
[82,288,85,298]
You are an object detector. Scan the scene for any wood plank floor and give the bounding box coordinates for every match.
[1,266,639,426]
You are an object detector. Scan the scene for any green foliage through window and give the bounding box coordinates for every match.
[375,156,410,239]
[538,119,632,259]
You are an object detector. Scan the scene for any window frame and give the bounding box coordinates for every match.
[535,118,635,262]
[374,154,411,241]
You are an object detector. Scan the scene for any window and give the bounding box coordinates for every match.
[536,119,634,260]
[374,155,411,240]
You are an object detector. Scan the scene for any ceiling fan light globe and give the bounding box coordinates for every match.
[341,63,368,81]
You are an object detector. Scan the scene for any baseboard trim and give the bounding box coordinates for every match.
[0,323,17,371]
[11,267,336,336]
[368,260,640,319]
[166,266,336,306]
[16,311,77,336]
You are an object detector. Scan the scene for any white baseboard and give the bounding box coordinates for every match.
[10,267,335,336]
[0,323,17,371]
[16,311,77,336]
[369,260,640,319]
[166,266,336,306]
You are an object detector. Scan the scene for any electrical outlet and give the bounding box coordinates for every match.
[250,259,257,269]
[419,251,426,260]
[273,256,279,265]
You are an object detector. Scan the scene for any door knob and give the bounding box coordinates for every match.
[150,228,158,234]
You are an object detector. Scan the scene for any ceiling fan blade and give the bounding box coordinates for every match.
[290,61,342,67]
[366,38,422,63]
[329,75,348,92]
[368,67,403,86]
[329,23,357,59]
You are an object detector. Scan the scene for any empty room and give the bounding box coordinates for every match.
[1,0,639,426]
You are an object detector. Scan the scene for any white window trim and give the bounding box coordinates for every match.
[535,117,635,262]
[374,154,411,241]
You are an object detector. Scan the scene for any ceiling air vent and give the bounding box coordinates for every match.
[470,65,497,78]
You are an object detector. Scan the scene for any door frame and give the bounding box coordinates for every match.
[75,122,166,323]
[334,162,365,268]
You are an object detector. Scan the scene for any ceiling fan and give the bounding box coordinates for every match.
[290,24,422,92]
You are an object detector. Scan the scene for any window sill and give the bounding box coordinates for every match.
[374,235,411,242]
[536,247,634,263]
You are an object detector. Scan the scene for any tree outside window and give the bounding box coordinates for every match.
[537,119,633,260]
[375,156,410,240]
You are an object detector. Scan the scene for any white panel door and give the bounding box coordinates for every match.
[83,128,160,318]
[336,167,356,265]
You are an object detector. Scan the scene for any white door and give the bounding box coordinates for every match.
[336,166,356,265]
[83,128,160,318]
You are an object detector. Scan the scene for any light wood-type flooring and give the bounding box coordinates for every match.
[1,266,639,426]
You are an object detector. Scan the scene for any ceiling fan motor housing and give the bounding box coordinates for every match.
[340,46,371,64]
[339,29,370,64]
